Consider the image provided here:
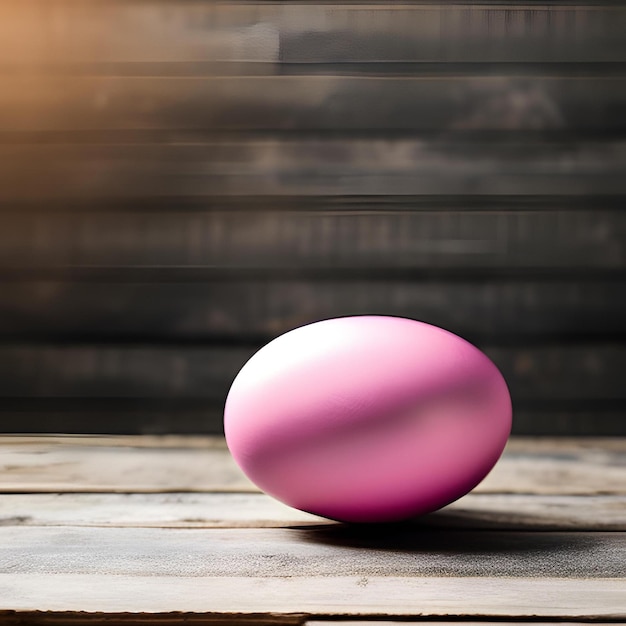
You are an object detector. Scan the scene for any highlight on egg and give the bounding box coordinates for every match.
[224,315,512,523]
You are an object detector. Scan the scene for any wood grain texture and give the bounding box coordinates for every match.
[0,619,622,626]
[1,140,624,200]
[0,436,624,619]
[0,209,623,270]
[0,281,623,342]
[0,614,305,626]
[0,0,623,619]
[0,436,254,493]
[303,619,624,626]
[1,2,624,66]
[0,615,304,626]
[2,76,625,132]
[307,623,626,626]
[0,436,624,495]
[1,492,625,530]
[2,526,625,579]
[2,573,624,617]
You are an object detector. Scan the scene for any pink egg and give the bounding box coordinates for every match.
[224,316,512,523]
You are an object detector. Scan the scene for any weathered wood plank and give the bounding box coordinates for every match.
[0,345,252,400]
[2,526,625,579]
[303,620,616,626]
[0,345,622,402]
[424,494,626,531]
[0,527,624,616]
[0,209,623,270]
[2,195,619,213]
[0,281,623,342]
[2,76,625,132]
[0,613,304,626]
[482,437,626,495]
[0,620,622,626]
[1,2,624,66]
[1,492,624,531]
[0,492,321,528]
[0,436,624,495]
[0,436,254,493]
[3,574,625,617]
[1,140,624,200]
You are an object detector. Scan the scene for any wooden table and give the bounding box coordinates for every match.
[0,436,624,624]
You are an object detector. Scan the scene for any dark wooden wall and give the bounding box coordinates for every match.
[0,1,624,435]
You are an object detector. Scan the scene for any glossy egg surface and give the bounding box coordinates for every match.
[224,316,512,523]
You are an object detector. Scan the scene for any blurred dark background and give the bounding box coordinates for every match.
[0,1,624,436]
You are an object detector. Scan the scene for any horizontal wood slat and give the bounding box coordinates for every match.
[0,345,623,402]
[1,492,625,530]
[0,209,623,269]
[3,572,624,617]
[0,281,624,341]
[2,76,625,132]
[1,140,624,199]
[1,436,624,495]
[2,526,626,579]
[1,614,302,626]
[1,3,624,67]
[302,619,624,626]
[0,437,253,493]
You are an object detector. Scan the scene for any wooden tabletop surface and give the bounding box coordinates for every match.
[0,435,624,625]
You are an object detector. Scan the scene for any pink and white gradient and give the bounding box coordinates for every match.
[224,316,512,523]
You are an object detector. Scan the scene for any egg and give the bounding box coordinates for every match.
[224,316,512,523]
